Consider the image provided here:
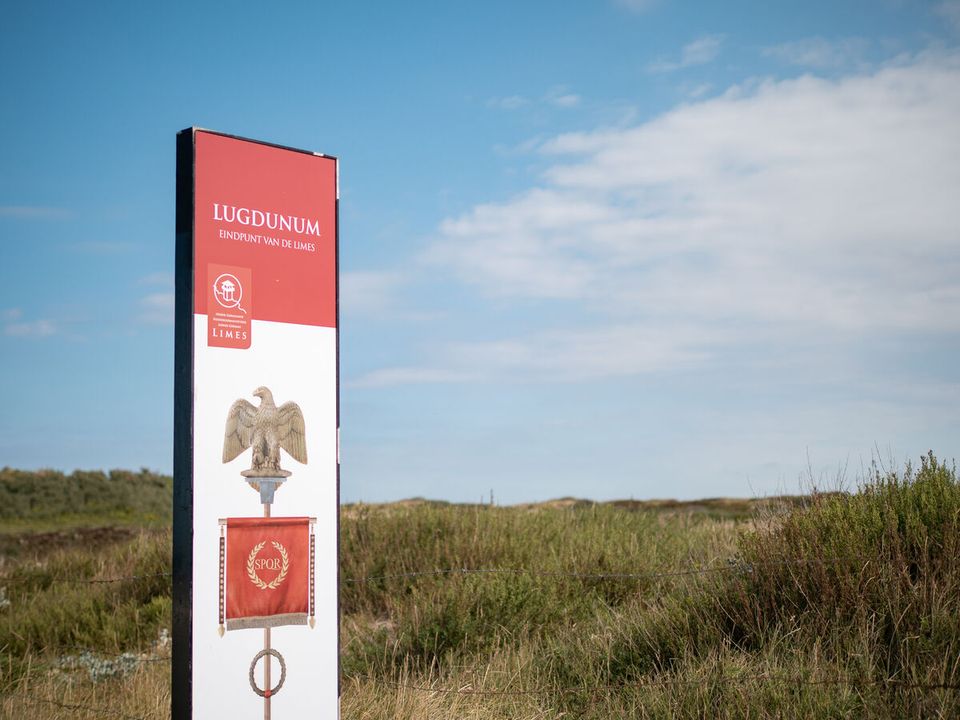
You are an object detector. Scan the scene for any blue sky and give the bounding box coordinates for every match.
[2,1,959,503]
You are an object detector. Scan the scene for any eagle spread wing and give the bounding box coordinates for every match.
[222,398,258,463]
[276,401,308,464]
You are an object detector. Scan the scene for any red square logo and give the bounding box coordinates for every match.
[207,264,252,349]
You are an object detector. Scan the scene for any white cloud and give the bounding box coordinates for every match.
[546,86,581,108]
[389,51,960,386]
[341,271,404,316]
[429,189,613,298]
[488,95,529,110]
[350,367,477,389]
[139,292,174,325]
[647,34,724,73]
[685,83,713,99]
[354,323,715,386]
[139,272,175,287]
[938,1,960,33]
[489,87,583,111]
[552,94,581,108]
[2,308,22,321]
[763,36,869,69]
[5,318,56,337]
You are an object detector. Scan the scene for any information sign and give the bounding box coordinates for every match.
[173,128,339,719]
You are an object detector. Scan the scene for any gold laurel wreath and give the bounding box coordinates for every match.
[246,541,290,590]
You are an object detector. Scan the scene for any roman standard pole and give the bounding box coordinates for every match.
[250,473,287,719]
[263,496,271,720]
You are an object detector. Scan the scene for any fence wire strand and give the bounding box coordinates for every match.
[0,571,172,585]
[16,697,153,720]
[0,556,869,587]
[344,673,960,695]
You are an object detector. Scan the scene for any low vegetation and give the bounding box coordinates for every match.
[0,468,171,534]
[2,455,958,718]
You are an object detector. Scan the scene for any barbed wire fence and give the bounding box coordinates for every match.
[358,673,960,695]
[3,559,959,718]
[0,553,886,587]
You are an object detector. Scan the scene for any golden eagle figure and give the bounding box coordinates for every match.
[222,386,307,475]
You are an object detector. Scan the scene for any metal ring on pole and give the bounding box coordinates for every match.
[248,648,286,698]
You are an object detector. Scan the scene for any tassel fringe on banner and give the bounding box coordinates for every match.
[309,526,315,629]
[219,527,225,637]
[227,613,308,631]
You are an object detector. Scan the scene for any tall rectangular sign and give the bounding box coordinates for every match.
[174,128,339,719]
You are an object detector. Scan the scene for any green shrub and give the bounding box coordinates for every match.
[723,452,960,667]
[0,467,172,524]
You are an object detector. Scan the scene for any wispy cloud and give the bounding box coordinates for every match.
[341,271,405,317]
[351,367,477,389]
[0,206,70,220]
[489,87,582,112]
[938,1,960,33]
[493,135,548,157]
[353,323,714,386]
[488,95,529,110]
[378,51,960,386]
[763,36,869,69]
[138,272,175,287]
[684,82,713,99]
[5,318,56,337]
[647,34,724,73]
[546,86,581,108]
[4,307,57,338]
[138,293,174,325]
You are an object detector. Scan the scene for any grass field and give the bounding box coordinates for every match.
[2,454,959,718]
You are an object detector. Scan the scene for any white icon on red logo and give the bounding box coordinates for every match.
[213,273,246,314]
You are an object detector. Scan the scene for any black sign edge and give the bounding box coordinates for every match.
[172,127,196,720]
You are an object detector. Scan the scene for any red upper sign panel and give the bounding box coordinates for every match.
[194,131,337,329]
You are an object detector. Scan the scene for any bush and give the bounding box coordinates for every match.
[723,452,960,666]
[0,467,171,523]
[574,453,960,717]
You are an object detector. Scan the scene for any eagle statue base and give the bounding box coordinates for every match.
[241,468,293,479]
[242,474,288,505]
